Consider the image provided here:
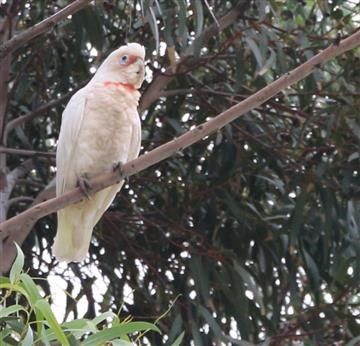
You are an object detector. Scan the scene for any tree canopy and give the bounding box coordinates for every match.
[1,0,360,345]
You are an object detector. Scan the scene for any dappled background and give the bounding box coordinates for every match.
[1,0,360,344]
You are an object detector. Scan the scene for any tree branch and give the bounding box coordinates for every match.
[0,0,92,60]
[7,196,34,208]
[7,159,35,192]
[0,28,359,248]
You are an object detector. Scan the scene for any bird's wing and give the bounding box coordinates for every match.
[127,110,142,161]
[56,90,87,196]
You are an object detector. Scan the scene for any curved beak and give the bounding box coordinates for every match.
[134,58,145,88]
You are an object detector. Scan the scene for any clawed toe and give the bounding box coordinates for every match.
[112,161,123,173]
[112,161,128,182]
[77,176,92,199]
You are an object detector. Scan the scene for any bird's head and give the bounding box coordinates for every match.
[95,43,145,89]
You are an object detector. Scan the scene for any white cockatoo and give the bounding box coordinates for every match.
[53,43,145,262]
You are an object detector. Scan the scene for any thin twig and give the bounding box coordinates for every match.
[7,196,34,208]
[0,147,55,158]
[6,159,35,192]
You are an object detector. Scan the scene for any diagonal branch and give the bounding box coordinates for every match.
[0,28,359,245]
[7,159,35,192]
[0,147,55,158]
[0,0,92,60]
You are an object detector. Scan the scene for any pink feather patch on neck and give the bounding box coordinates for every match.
[103,81,136,92]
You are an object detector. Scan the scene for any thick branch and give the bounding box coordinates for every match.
[139,0,251,112]
[0,28,359,242]
[0,0,92,60]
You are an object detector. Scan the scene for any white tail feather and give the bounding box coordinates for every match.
[52,207,93,262]
[52,185,122,262]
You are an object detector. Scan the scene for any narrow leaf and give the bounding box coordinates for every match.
[194,0,204,37]
[35,299,69,346]
[178,0,188,47]
[170,331,185,346]
[19,273,42,304]
[146,7,159,53]
[82,322,161,346]
[9,243,24,284]
[0,305,26,318]
[21,326,34,346]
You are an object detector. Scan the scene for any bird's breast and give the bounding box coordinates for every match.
[75,87,141,176]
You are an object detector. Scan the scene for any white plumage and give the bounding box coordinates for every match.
[53,43,145,262]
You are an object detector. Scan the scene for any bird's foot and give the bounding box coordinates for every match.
[112,161,124,174]
[112,161,128,182]
[77,175,92,199]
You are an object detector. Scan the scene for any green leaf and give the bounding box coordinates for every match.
[301,245,320,292]
[19,273,42,304]
[17,273,44,341]
[170,331,185,346]
[166,117,186,135]
[81,322,161,346]
[58,319,97,339]
[193,0,204,38]
[0,276,10,284]
[245,37,263,70]
[146,6,159,53]
[345,118,360,142]
[178,0,188,47]
[35,299,69,346]
[223,192,243,222]
[163,8,175,47]
[234,49,246,91]
[191,322,203,346]
[165,313,183,346]
[22,326,34,346]
[92,311,118,325]
[110,340,134,346]
[0,305,26,318]
[233,264,264,312]
[9,243,24,284]
[189,256,210,302]
[74,7,104,50]
[288,190,309,247]
[345,335,360,346]
[256,48,276,77]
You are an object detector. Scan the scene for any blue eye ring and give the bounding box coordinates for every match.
[120,55,129,65]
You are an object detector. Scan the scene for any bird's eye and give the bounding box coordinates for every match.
[119,55,129,65]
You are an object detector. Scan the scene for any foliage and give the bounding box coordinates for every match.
[1,0,360,345]
[0,245,178,345]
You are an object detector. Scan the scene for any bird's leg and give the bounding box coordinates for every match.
[77,174,92,199]
[112,161,128,182]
